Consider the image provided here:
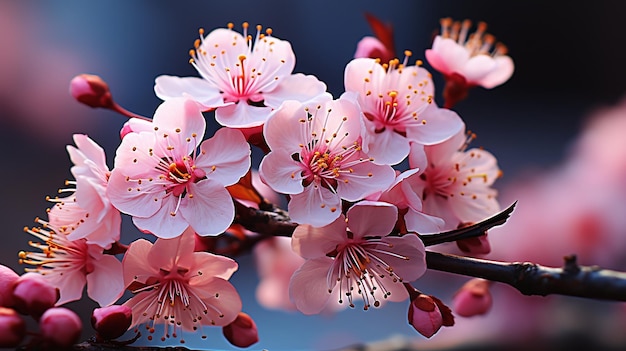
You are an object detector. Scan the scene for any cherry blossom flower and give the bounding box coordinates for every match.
[344,57,463,165]
[122,227,242,342]
[259,97,395,226]
[425,18,514,89]
[107,98,251,238]
[155,22,330,128]
[20,215,124,307]
[46,134,121,249]
[408,128,501,230]
[289,201,427,314]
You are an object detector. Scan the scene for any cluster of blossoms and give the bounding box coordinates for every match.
[9,17,513,348]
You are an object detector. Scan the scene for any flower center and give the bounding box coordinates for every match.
[326,237,407,310]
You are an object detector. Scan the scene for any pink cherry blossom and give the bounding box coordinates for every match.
[354,36,394,63]
[344,57,463,165]
[46,134,121,248]
[20,215,124,307]
[425,18,514,89]
[107,98,251,238]
[408,128,501,230]
[259,97,395,226]
[289,201,427,315]
[122,227,242,342]
[155,23,330,128]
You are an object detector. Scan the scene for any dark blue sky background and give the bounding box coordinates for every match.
[1,1,626,350]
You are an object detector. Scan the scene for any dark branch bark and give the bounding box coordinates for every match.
[426,251,626,301]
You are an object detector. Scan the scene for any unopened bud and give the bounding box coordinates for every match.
[456,233,491,255]
[408,294,443,338]
[70,74,113,109]
[222,312,259,348]
[12,273,59,318]
[91,305,132,340]
[39,307,82,349]
[0,265,19,307]
[0,307,26,348]
[453,278,492,317]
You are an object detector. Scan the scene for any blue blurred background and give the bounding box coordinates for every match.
[2,1,626,350]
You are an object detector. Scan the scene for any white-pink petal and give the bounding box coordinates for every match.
[288,186,341,227]
[195,128,251,186]
[289,258,335,315]
[291,216,348,259]
[258,150,304,194]
[346,201,397,239]
[86,255,124,307]
[154,75,228,110]
[180,179,235,236]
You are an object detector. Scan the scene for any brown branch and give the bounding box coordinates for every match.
[426,251,626,301]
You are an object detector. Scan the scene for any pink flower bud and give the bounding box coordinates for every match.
[91,305,132,340]
[457,233,491,255]
[0,265,19,307]
[453,278,493,317]
[222,312,259,348]
[408,294,443,338]
[0,307,26,348]
[69,74,113,109]
[39,307,82,349]
[12,273,59,318]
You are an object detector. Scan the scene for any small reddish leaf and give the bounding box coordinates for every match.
[227,170,263,205]
[364,12,396,57]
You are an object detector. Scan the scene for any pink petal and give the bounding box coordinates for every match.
[148,227,196,271]
[262,73,330,109]
[154,75,228,109]
[195,128,251,186]
[46,268,86,306]
[336,158,395,201]
[87,255,124,307]
[189,252,238,281]
[344,58,385,96]
[289,258,335,315]
[479,55,514,89]
[404,209,446,234]
[122,239,157,286]
[258,150,304,194]
[180,180,235,236]
[107,169,162,218]
[408,142,427,171]
[152,98,206,155]
[215,102,273,128]
[110,132,160,177]
[425,127,466,165]
[132,195,190,238]
[354,36,388,59]
[191,277,242,326]
[427,36,470,74]
[461,55,498,85]
[291,215,348,259]
[406,105,464,145]
[346,201,397,238]
[69,134,108,174]
[379,235,426,282]
[365,128,411,165]
[288,186,341,227]
[263,100,308,153]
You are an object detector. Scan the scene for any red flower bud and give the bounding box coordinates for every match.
[453,278,493,317]
[69,74,113,109]
[91,305,132,340]
[0,307,26,348]
[0,265,19,307]
[39,307,82,349]
[222,312,259,348]
[408,294,443,338]
[12,273,59,318]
